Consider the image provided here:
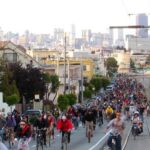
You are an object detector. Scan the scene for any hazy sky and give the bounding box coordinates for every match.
[0,0,149,35]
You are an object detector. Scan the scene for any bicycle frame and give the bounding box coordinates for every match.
[61,132,68,150]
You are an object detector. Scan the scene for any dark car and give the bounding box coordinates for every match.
[24,109,42,117]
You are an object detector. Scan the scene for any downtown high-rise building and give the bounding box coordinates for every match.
[136,13,148,38]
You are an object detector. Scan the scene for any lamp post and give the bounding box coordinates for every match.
[92,87,95,96]
[64,33,67,95]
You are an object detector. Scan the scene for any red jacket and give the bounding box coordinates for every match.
[57,119,73,132]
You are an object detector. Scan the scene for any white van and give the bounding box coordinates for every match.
[106,84,114,92]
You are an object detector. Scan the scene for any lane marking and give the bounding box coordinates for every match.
[88,129,112,150]
[122,127,131,150]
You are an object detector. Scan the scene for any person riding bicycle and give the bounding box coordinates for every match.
[47,113,55,140]
[5,113,16,145]
[17,120,31,150]
[84,108,95,137]
[17,120,31,139]
[131,111,143,134]
[57,115,73,145]
[106,112,125,150]
[0,112,6,142]
[34,115,48,145]
[105,106,114,121]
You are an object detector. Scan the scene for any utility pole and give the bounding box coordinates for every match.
[68,59,70,93]
[64,33,67,95]
[80,47,84,104]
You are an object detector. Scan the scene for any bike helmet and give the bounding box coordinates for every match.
[62,115,67,120]
[134,111,139,115]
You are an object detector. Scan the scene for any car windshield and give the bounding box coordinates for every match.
[25,111,40,115]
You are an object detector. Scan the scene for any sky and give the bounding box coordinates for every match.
[0,0,150,36]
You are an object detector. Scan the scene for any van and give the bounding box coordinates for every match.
[106,84,114,92]
[24,109,42,117]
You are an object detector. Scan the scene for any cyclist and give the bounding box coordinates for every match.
[17,120,31,150]
[106,112,125,150]
[98,107,103,126]
[47,113,55,140]
[105,106,114,121]
[5,113,16,146]
[84,108,95,137]
[0,112,6,142]
[57,115,73,145]
[131,111,143,134]
[34,115,48,145]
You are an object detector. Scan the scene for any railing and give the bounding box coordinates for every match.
[88,127,132,150]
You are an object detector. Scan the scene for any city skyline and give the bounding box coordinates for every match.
[0,0,149,36]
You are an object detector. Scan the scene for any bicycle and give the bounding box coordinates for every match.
[61,132,68,150]
[18,136,29,150]
[6,128,14,149]
[36,129,44,150]
[47,127,54,146]
[86,121,93,143]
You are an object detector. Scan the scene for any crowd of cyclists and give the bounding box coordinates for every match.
[0,73,149,150]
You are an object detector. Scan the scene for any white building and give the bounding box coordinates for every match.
[125,37,150,54]
[0,41,40,68]
[0,92,15,117]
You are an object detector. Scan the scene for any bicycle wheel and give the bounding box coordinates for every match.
[48,131,51,146]
[88,131,91,143]
[36,137,39,150]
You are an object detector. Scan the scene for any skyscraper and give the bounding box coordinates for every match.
[136,13,148,38]
[70,24,76,48]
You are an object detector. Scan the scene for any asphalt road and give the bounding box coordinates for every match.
[125,75,150,150]
[3,119,131,150]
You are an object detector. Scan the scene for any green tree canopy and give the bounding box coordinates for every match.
[6,94,20,106]
[83,88,92,99]
[90,76,102,93]
[146,55,150,64]
[8,62,46,103]
[66,93,77,106]
[57,94,68,111]
[100,77,110,89]
[105,57,118,77]
[43,73,59,101]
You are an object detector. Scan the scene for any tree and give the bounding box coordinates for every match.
[43,73,60,102]
[66,93,77,106]
[146,55,150,64]
[100,77,110,89]
[90,76,102,93]
[6,94,19,106]
[9,62,46,103]
[0,61,20,105]
[105,57,118,78]
[83,88,92,99]
[57,95,68,111]
[130,59,136,72]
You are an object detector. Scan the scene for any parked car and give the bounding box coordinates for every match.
[106,84,114,92]
[23,109,42,117]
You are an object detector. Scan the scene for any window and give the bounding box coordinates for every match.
[3,53,17,63]
[83,65,86,71]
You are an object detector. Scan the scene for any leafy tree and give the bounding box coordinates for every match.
[6,94,19,106]
[105,57,118,78]
[57,94,68,111]
[90,76,102,93]
[130,59,136,72]
[146,55,150,64]
[9,62,46,103]
[83,88,92,99]
[43,73,60,102]
[100,77,110,89]
[0,62,20,105]
[66,93,77,106]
